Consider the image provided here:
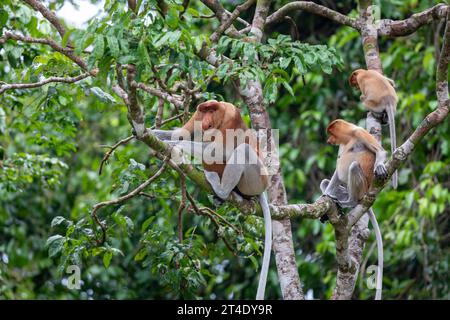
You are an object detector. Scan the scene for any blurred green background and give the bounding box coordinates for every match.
[0,0,448,299]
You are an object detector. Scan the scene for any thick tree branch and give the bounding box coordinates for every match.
[378,3,449,37]
[0,73,89,95]
[265,1,359,30]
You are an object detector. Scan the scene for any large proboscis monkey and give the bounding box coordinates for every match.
[349,69,398,189]
[321,119,387,300]
[151,100,272,300]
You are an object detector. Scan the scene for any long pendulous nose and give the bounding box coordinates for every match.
[202,122,212,131]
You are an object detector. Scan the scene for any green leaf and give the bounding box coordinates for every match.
[166,7,179,29]
[46,235,64,257]
[281,80,295,97]
[0,10,8,31]
[103,251,113,268]
[216,63,229,79]
[51,216,66,227]
[135,248,147,261]
[61,29,73,47]
[107,36,120,58]
[92,35,105,59]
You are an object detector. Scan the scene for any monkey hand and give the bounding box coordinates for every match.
[374,162,388,180]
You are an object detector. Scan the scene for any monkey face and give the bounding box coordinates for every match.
[197,100,225,131]
[327,134,339,145]
[349,69,363,88]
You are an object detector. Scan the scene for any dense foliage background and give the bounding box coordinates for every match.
[0,0,448,299]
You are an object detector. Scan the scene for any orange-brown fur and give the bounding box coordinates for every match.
[327,119,380,197]
[349,69,397,112]
[183,100,267,187]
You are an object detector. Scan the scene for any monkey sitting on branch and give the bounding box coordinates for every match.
[321,119,387,300]
[148,100,274,300]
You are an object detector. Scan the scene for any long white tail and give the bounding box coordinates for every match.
[386,102,398,189]
[368,208,384,300]
[256,192,272,300]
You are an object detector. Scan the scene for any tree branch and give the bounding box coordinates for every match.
[0,73,90,95]
[131,81,184,108]
[210,0,256,42]
[378,3,449,37]
[265,1,359,30]
[0,32,91,72]
[22,0,67,40]
[91,160,168,244]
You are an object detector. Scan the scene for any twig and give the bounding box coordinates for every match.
[22,0,67,39]
[210,0,256,42]
[97,113,184,175]
[132,81,184,108]
[91,160,168,244]
[0,73,90,95]
[0,32,91,72]
[98,136,135,175]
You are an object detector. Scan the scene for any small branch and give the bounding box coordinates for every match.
[0,32,90,72]
[265,1,359,30]
[91,160,168,244]
[209,0,256,42]
[98,136,135,175]
[132,81,184,108]
[22,0,67,39]
[200,0,243,38]
[92,162,167,244]
[378,4,449,37]
[112,85,130,105]
[0,73,90,95]
[97,113,184,175]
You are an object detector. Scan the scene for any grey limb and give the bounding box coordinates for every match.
[204,144,264,199]
[322,171,348,202]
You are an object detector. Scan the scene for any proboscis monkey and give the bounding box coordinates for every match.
[321,119,386,300]
[151,100,272,300]
[349,69,398,189]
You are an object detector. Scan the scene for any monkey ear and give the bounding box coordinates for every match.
[197,100,220,112]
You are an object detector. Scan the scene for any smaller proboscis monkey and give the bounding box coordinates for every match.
[150,100,272,300]
[349,69,398,189]
[321,119,386,300]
